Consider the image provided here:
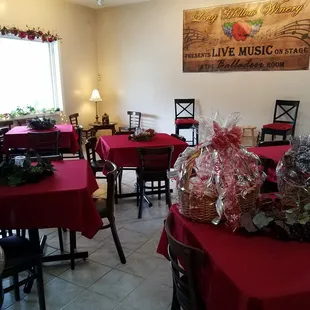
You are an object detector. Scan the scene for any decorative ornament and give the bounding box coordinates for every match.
[0,25,61,42]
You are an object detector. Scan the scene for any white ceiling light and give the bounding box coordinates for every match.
[97,0,104,5]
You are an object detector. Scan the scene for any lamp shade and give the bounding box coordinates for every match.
[89,89,102,102]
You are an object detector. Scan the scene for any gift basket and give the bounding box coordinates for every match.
[277,135,310,209]
[173,113,262,230]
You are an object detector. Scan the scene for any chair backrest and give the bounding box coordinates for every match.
[171,133,186,142]
[273,100,300,133]
[258,140,290,147]
[114,130,134,135]
[29,154,63,162]
[76,125,84,159]
[0,120,13,130]
[69,113,79,128]
[137,146,174,172]
[104,160,118,215]
[17,119,31,126]
[127,111,141,129]
[27,131,60,155]
[165,213,205,310]
[175,99,195,120]
[85,136,97,164]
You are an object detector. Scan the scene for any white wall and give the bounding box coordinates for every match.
[96,0,310,137]
[0,0,98,127]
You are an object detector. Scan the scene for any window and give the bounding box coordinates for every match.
[0,36,63,114]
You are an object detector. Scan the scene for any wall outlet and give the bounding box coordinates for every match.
[97,74,101,81]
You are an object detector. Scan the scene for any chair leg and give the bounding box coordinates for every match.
[171,282,180,310]
[261,129,265,142]
[165,179,172,208]
[158,181,161,200]
[110,217,126,264]
[13,274,20,301]
[136,181,140,207]
[196,125,199,145]
[58,228,64,253]
[70,231,76,270]
[138,181,144,219]
[118,169,123,196]
[36,260,46,310]
[114,183,118,205]
[283,132,287,140]
[192,126,195,146]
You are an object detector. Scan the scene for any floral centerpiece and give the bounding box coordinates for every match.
[173,113,263,230]
[0,154,55,186]
[239,195,310,243]
[128,128,156,141]
[27,116,56,130]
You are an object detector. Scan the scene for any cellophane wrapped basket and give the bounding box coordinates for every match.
[173,113,262,230]
[277,136,310,209]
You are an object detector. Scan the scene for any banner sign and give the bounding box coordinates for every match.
[183,0,310,72]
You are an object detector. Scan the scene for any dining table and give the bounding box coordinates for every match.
[248,145,291,182]
[96,133,188,168]
[96,133,188,198]
[157,204,310,310]
[0,160,103,264]
[3,124,80,154]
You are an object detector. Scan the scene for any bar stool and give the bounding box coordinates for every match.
[241,126,257,146]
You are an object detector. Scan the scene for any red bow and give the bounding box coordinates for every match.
[211,122,242,150]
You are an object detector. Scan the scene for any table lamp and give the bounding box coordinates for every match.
[89,89,102,124]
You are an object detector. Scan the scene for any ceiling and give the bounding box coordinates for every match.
[67,0,150,9]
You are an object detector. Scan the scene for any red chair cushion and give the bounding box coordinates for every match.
[175,118,199,125]
[263,123,293,131]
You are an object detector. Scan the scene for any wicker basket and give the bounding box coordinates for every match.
[178,184,259,223]
[178,187,218,223]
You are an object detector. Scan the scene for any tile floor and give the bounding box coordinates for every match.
[3,170,174,310]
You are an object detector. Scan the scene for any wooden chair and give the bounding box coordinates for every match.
[0,235,46,309]
[258,140,290,147]
[171,133,186,142]
[0,127,10,163]
[259,156,278,193]
[136,146,173,219]
[27,131,60,156]
[261,100,300,141]
[16,119,31,126]
[93,161,126,264]
[165,213,206,310]
[85,136,106,179]
[60,125,84,159]
[0,120,13,130]
[119,111,141,132]
[69,113,94,140]
[175,99,199,146]
[114,130,135,196]
[67,161,126,269]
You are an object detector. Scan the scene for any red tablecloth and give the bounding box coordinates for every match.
[96,133,188,167]
[157,204,310,310]
[248,145,290,183]
[0,160,102,238]
[3,124,79,153]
